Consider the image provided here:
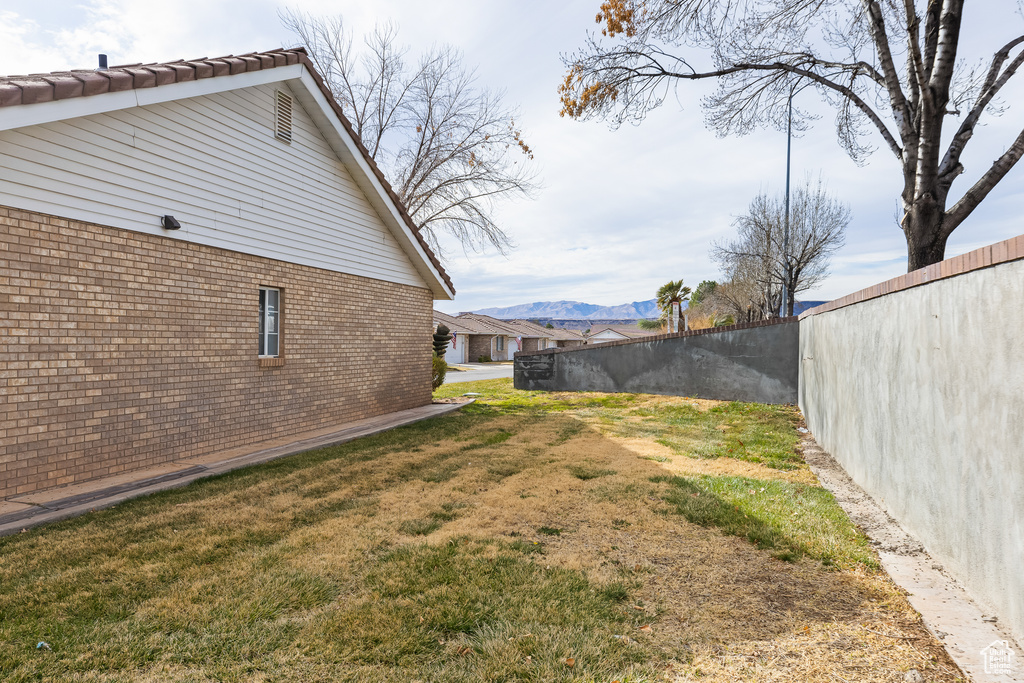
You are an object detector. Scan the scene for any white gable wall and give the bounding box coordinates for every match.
[588,330,628,344]
[0,81,429,290]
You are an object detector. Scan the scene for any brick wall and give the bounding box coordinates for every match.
[467,335,492,362]
[0,206,434,498]
[521,338,541,354]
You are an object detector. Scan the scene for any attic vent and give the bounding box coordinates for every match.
[275,90,293,143]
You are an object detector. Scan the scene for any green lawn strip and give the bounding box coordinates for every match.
[651,474,877,569]
[567,464,617,481]
[704,402,805,469]
[309,538,654,677]
[0,537,659,681]
[435,379,642,414]
[616,401,803,470]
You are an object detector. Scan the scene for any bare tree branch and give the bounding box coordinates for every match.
[943,125,1024,235]
[939,35,1024,182]
[712,177,849,317]
[561,1,1024,270]
[283,11,537,257]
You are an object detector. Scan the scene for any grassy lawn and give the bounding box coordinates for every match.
[0,380,961,682]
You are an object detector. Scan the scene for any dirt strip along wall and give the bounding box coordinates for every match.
[514,318,799,404]
[799,236,1024,643]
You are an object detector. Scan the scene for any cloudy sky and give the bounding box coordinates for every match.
[3,1,1023,314]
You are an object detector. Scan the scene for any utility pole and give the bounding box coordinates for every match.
[781,88,793,318]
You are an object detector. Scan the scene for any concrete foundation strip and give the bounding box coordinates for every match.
[802,435,1023,682]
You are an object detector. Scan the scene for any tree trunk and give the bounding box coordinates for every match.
[904,196,950,271]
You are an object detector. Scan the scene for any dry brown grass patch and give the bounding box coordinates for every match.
[0,381,964,681]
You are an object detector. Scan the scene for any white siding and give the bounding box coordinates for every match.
[0,82,427,289]
[588,331,628,344]
[491,336,509,361]
[444,334,466,365]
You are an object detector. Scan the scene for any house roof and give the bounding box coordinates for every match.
[455,314,525,337]
[536,326,586,342]
[433,311,588,340]
[586,325,661,339]
[504,319,584,341]
[432,311,496,335]
[489,319,548,338]
[0,47,454,296]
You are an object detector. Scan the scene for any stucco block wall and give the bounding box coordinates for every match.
[799,256,1024,642]
[0,206,433,499]
[515,319,798,404]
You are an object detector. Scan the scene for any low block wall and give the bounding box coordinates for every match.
[799,234,1024,643]
[514,318,799,404]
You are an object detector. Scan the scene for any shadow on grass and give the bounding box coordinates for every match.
[651,474,877,568]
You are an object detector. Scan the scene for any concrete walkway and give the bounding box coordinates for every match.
[0,401,471,536]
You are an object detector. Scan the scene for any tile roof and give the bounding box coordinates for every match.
[587,325,661,339]
[455,314,524,336]
[490,319,547,338]
[0,47,453,295]
[433,312,585,341]
[432,311,495,335]
[538,326,586,342]
[502,319,584,341]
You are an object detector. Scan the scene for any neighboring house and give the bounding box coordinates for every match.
[456,314,521,361]
[431,311,511,363]
[0,48,454,500]
[460,314,589,358]
[433,310,473,365]
[586,325,661,344]
[432,313,586,360]
[503,319,584,352]
[548,327,586,349]
[495,319,551,354]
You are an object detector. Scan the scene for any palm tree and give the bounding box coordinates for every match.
[656,280,692,333]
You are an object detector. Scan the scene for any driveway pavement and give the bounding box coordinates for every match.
[444,362,514,383]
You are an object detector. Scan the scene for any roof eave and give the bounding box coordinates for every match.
[0,50,455,300]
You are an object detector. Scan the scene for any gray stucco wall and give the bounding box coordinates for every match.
[515,320,799,404]
[799,258,1024,642]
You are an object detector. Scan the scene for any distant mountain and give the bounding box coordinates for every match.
[471,299,662,320]
[471,298,830,320]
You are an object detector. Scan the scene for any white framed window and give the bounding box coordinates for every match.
[496,336,504,351]
[259,287,281,357]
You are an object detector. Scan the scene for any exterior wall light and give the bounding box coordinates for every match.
[161,215,181,230]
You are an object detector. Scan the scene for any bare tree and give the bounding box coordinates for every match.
[712,178,849,317]
[560,1,1024,270]
[283,11,536,256]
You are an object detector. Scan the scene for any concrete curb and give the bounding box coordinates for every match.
[0,401,471,536]
[802,435,1023,682]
